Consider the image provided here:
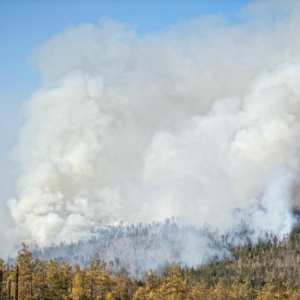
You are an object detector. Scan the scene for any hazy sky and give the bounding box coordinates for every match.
[0,0,250,227]
[1,0,249,103]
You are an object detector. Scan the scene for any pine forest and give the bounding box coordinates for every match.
[2,222,300,299]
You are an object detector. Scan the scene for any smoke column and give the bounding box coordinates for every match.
[7,0,300,253]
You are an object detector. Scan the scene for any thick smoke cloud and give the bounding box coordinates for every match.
[8,0,300,255]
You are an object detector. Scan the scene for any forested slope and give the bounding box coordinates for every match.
[1,224,300,299]
[32,221,228,275]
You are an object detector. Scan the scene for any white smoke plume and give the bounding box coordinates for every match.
[8,0,300,256]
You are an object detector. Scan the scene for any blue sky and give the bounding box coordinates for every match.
[0,0,250,106]
[0,0,250,227]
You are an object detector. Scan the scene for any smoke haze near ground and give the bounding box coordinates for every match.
[6,0,300,263]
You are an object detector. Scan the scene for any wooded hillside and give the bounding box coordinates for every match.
[2,226,300,299]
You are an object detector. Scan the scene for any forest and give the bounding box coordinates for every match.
[1,222,300,299]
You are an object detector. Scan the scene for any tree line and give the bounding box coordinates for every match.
[2,226,300,299]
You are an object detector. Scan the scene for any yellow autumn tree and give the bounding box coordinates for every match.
[32,257,47,299]
[15,243,34,300]
[256,275,289,300]
[134,286,147,300]
[44,259,72,299]
[209,281,230,300]
[87,258,113,299]
[159,266,187,300]
[187,279,207,300]
[72,264,87,300]
[0,259,6,299]
[105,292,114,300]
[111,271,131,300]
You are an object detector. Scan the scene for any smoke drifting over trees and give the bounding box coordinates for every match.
[33,221,229,275]
[5,0,300,266]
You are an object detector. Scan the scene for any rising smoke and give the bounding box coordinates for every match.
[7,0,300,263]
